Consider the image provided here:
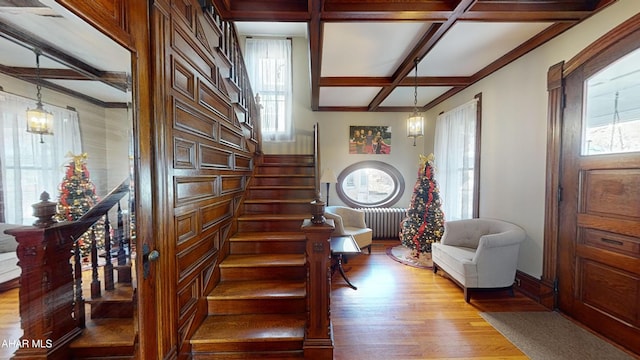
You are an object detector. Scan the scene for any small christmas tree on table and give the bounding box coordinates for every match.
[400,154,445,260]
[56,152,104,257]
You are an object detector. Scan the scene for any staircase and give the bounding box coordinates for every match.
[190,154,315,359]
[68,256,137,359]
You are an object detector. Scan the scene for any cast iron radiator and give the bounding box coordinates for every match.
[356,207,407,239]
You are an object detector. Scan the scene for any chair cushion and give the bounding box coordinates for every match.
[0,251,20,285]
[344,227,372,249]
[432,243,478,287]
[0,224,20,253]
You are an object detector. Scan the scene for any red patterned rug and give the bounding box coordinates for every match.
[386,245,433,269]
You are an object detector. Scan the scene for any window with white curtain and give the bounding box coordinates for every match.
[245,37,293,142]
[0,91,82,225]
[434,97,480,221]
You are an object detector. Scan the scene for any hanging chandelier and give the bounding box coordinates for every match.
[26,49,54,143]
[407,57,424,147]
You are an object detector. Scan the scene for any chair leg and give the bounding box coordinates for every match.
[432,263,438,274]
[464,287,470,303]
[367,244,371,254]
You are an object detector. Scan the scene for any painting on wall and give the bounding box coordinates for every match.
[349,126,392,154]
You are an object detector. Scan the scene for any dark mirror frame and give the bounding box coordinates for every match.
[336,160,405,208]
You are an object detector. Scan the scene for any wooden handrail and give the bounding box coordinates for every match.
[7,178,132,359]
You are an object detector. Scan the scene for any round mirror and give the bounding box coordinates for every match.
[336,161,404,208]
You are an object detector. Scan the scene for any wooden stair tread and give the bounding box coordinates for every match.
[237,214,310,221]
[208,280,306,299]
[244,199,313,204]
[84,283,135,303]
[191,314,305,344]
[248,185,315,190]
[230,232,307,241]
[254,174,312,178]
[221,254,305,268]
[69,317,136,348]
[259,163,313,167]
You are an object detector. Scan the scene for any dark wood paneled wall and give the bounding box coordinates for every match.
[53,0,257,358]
[153,0,255,357]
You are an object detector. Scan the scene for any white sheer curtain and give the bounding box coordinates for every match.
[0,91,82,225]
[434,98,478,221]
[245,38,293,142]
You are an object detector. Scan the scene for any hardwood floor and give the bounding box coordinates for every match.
[0,287,21,359]
[331,240,546,360]
[0,239,547,359]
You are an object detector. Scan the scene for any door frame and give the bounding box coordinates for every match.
[543,13,640,309]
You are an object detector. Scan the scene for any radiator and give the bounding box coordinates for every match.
[357,207,407,239]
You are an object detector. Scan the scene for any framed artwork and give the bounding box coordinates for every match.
[349,125,392,154]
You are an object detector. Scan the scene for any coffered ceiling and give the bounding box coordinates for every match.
[218,0,617,112]
[0,0,618,112]
[0,0,130,108]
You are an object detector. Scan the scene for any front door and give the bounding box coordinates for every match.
[557,36,640,354]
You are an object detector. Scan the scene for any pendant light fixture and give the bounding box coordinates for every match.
[26,49,54,143]
[407,57,424,146]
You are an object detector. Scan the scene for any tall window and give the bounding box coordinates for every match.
[434,97,480,221]
[245,38,293,141]
[0,91,82,224]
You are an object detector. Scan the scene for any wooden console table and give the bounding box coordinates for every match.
[330,235,361,290]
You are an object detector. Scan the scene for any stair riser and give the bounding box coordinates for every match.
[208,298,306,315]
[252,177,314,186]
[220,267,306,281]
[230,241,306,254]
[191,340,304,353]
[243,202,313,214]
[245,188,316,200]
[262,155,314,165]
[256,166,314,176]
[70,345,135,359]
[237,220,308,232]
[192,350,304,359]
[90,301,134,319]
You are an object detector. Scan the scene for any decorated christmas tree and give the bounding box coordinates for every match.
[400,153,445,256]
[56,152,104,256]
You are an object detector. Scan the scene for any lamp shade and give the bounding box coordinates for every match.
[320,168,338,184]
[407,113,424,146]
[26,50,54,143]
[26,105,54,136]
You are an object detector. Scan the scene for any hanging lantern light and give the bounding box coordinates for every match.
[26,49,54,143]
[407,57,424,146]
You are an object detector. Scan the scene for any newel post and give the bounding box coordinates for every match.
[301,217,334,360]
[7,192,81,359]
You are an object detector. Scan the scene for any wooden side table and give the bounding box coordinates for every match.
[330,235,361,290]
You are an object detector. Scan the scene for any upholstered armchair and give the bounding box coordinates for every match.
[432,218,526,302]
[324,206,373,253]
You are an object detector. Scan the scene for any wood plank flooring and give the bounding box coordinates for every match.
[331,240,546,360]
[0,240,547,359]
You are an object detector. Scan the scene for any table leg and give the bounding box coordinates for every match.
[336,254,357,290]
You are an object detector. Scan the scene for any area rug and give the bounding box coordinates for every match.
[480,311,635,360]
[386,245,432,269]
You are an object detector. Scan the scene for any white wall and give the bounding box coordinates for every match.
[259,37,431,209]
[246,0,639,278]
[423,0,640,278]
[0,73,130,198]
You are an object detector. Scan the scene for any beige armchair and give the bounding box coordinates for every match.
[432,218,526,302]
[324,206,373,253]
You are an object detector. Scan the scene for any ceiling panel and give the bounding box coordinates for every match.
[321,22,432,77]
[380,85,453,108]
[319,86,382,107]
[235,21,308,37]
[419,21,553,76]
